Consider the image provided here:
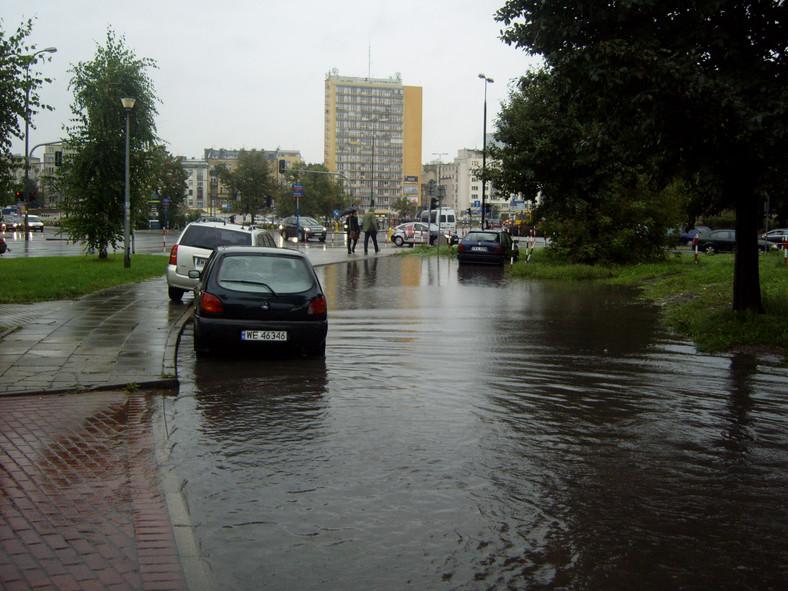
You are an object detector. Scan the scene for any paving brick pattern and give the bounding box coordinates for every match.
[0,391,188,590]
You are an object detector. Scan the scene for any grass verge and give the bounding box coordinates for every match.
[0,254,167,304]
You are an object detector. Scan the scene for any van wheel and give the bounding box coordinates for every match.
[168,286,184,301]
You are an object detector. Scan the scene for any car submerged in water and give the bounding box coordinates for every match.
[189,246,328,357]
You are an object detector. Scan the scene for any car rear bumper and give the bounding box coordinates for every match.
[194,316,328,347]
[166,265,198,291]
[457,253,506,265]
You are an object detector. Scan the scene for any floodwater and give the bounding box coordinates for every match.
[165,256,788,590]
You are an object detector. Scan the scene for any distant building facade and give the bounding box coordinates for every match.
[324,70,423,212]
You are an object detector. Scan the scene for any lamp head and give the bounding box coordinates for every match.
[121,97,136,110]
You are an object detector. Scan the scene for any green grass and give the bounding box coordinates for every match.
[0,254,168,304]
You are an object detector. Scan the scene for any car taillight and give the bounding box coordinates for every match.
[457,244,466,252]
[493,246,503,254]
[199,292,223,314]
[308,295,327,316]
[168,244,178,265]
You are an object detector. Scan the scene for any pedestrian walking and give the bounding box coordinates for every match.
[347,210,360,254]
[362,208,380,255]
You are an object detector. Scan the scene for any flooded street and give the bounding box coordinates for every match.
[164,256,788,590]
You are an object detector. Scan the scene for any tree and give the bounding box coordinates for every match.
[0,19,55,195]
[58,30,158,258]
[496,0,788,312]
[278,162,349,221]
[489,69,686,263]
[392,197,418,220]
[150,147,188,229]
[214,149,278,221]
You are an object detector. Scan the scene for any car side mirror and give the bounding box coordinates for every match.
[188,270,201,279]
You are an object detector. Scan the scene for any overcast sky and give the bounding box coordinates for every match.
[7,0,541,164]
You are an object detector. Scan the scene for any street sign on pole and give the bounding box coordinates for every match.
[291,183,304,197]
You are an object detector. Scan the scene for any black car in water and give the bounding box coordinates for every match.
[189,246,328,357]
[456,230,519,265]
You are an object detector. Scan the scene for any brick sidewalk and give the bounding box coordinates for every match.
[0,390,188,590]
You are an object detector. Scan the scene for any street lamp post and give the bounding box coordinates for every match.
[121,97,136,268]
[23,47,57,241]
[478,73,494,229]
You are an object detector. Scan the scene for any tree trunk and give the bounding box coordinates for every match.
[732,176,764,313]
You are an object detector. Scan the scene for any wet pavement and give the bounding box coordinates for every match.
[0,240,393,590]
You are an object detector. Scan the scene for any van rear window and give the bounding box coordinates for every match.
[181,226,250,249]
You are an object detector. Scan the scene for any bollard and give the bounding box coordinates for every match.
[163,227,166,250]
[784,236,787,265]
[694,235,699,264]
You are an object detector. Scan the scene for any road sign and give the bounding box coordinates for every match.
[291,182,304,197]
[161,197,170,208]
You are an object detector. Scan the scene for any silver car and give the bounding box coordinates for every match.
[166,219,277,301]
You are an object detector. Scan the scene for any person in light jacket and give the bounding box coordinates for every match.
[362,209,379,255]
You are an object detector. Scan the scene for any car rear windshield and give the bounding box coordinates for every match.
[217,255,313,294]
[465,232,499,243]
[181,225,250,249]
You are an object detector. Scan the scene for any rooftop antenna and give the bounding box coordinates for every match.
[368,41,372,79]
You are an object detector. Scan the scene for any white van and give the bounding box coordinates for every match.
[419,207,456,236]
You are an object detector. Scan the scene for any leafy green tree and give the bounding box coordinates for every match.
[0,19,55,195]
[392,197,418,220]
[496,0,788,312]
[150,147,188,229]
[59,29,159,259]
[489,70,686,263]
[278,162,349,221]
[214,149,278,221]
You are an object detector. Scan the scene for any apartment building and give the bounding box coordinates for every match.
[324,71,423,212]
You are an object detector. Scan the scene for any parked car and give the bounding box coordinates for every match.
[391,222,433,247]
[457,230,519,265]
[762,228,788,248]
[189,246,328,357]
[676,225,711,246]
[166,219,278,301]
[697,229,774,254]
[279,216,327,242]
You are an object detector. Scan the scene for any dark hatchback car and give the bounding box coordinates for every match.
[456,230,519,265]
[189,246,328,357]
[279,216,327,242]
[697,229,774,254]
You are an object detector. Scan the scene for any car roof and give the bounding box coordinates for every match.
[215,245,308,259]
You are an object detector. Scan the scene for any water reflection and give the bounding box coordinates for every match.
[169,256,788,590]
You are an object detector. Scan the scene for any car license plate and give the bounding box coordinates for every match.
[241,330,287,342]
[471,246,487,252]
[194,256,208,269]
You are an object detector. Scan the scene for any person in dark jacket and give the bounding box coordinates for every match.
[347,210,360,254]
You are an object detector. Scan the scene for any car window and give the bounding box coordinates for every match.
[217,255,313,294]
[301,218,319,225]
[181,225,250,249]
[465,232,499,242]
[254,232,276,247]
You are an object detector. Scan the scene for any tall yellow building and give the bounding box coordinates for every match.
[324,71,422,212]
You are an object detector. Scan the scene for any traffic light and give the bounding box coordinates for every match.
[15,191,22,200]
[427,179,436,196]
[278,159,286,174]
[55,151,62,166]
[466,208,472,216]
[430,198,438,209]
[29,192,36,200]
